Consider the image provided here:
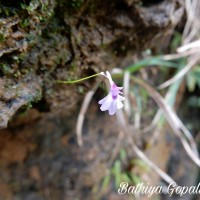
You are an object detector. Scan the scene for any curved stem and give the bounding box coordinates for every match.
[56,73,101,84]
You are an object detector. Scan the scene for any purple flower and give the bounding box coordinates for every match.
[99,71,125,115]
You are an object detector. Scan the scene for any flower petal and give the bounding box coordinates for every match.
[100,102,111,111]
[98,95,108,105]
[99,93,112,104]
[117,100,124,109]
[117,87,123,90]
[100,95,112,111]
[118,95,125,101]
[108,100,117,115]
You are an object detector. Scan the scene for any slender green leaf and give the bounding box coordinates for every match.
[119,149,127,161]
[112,160,121,188]
[102,174,111,189]
[126,57,182,73]
[130,174,141,185]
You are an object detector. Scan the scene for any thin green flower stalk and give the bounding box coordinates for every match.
[56,73,101,84]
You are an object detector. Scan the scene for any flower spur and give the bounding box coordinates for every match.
[99,71,125,115]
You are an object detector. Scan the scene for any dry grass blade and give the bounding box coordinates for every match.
[183,0,200,44]
[123,71,131,116]
[76,91,95,146]
[132,144,176,185]
[143,79,181,134]
[132,77,200,166]
[129,92,141,129]
[158,53,200,89]
[142,110,160,134]
[116,111,178,186]
[177,40,200,53]
[76,80,101,146]
[162,48,200,60]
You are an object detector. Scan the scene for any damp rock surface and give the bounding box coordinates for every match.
[0,0,184,128]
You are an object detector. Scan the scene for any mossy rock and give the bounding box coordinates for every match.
[0,0,184,128]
